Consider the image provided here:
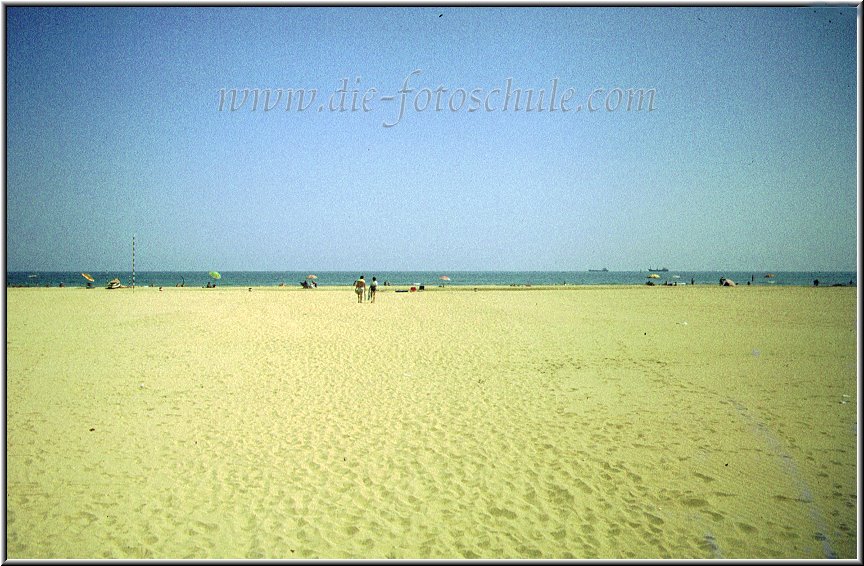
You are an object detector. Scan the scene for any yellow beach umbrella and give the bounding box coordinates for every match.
[307,274,317,279]
[647,273,661,279]
[81,273,95,282]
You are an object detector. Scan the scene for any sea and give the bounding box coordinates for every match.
[5,271,858,288]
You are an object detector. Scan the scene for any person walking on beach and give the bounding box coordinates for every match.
[354,275,366,303]
[370,277,378,303]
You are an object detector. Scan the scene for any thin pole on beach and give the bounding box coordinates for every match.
[132,235,135,291]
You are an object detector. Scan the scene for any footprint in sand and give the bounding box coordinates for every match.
[488,506,518,520]
[693,472,716,483]
[546,485,575,507]
[573,477,594,495]
[735,522,757,534]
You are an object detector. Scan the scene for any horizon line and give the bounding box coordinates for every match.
[6,268,858,274]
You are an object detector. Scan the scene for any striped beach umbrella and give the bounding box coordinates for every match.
[209,271,221,280]
[81,273,94,282]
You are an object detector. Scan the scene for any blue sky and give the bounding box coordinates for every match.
[5,7,858,271]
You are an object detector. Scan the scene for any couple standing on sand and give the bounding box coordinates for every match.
[353,275,378,303]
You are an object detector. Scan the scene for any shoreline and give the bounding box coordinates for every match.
[6,271,857,291]
[5,282,858,291]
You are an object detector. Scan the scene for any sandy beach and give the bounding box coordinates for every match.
[4,285,857,558]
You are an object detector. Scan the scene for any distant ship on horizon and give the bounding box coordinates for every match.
[648,267,669,272]
[588,268,609,272]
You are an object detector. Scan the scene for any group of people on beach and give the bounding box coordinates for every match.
[353,275,378,303]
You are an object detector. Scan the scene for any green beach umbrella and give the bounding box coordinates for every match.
[209,271,221,280]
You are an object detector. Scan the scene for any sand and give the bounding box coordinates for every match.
[4,284,858,558]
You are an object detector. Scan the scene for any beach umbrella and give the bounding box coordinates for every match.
[439,275,450,281]
[764,273,775,278]
[81,273,94,282]
[209,271,221,280]
[306,274,317,279]
[722,278,736,286]
[647,273,661,279]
